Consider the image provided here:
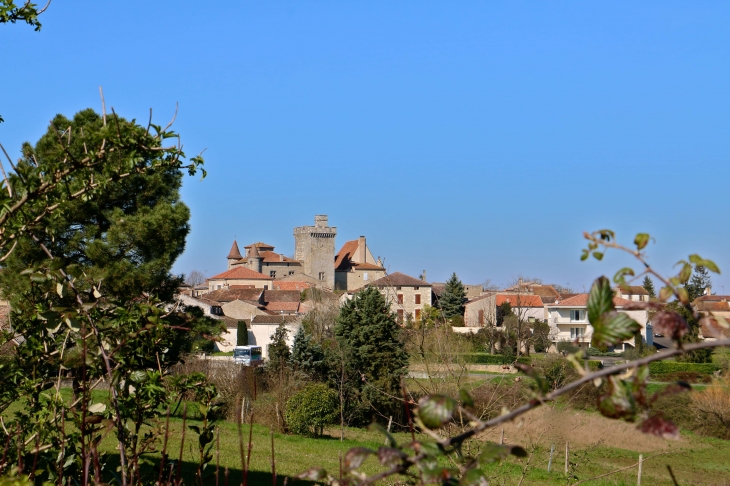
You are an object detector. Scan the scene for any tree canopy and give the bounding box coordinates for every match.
[685,266,712,302]
[642,275,656,298]
[439,272,466,319]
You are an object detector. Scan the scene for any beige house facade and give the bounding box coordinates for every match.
[334,236,386,291]
[360,272,432,323]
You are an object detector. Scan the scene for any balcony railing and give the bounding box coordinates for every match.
[553,317,588,324]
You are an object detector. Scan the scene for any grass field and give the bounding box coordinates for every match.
[5,387,728,485]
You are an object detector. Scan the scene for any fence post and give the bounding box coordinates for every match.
[385,416,393,445]
[547,444,554,472]
[637,454,643,486]
[500,428,504,445]
[564,442,569,474]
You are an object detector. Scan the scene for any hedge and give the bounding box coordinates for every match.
[649,361,719,375]
[463,354,531,365]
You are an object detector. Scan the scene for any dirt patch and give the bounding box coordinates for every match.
[475,406,679,453]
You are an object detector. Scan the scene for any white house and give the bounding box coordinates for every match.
[547,294,648,352]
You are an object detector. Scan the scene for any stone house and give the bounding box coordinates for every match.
[358,272,433,323]
[334,236,386,291]
[227,240,305,279]
[207,266,274,291]
[496,294,545,322]
[615,286,650,302]
[464,293,497,327]
[546,294,648,352]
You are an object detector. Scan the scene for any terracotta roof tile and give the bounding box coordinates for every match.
[495,294,544,307]
[251,315,298,325]
[244,242,275,251]
[701,317,730,338]
[550,294,632,307]
[205,288,263,303]
[335,240,359,270]
[209,267,271,280]
[620,286,649,296]
[696,301,730,312]
[364,272,431,288]
[259,251,300,264]
[227,240,243,260]
[266,302,300,312]
[273,281,313,291]
[351,262,385,271]
[263,290,301,303]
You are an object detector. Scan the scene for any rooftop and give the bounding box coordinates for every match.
[209,266,271,281]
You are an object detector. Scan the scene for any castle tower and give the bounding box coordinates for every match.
[247,243,263,274]
[294,215,337,288]
[227,240,243,269]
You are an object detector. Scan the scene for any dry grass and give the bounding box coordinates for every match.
[476,405,676,453]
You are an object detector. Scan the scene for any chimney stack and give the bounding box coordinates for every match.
[358,236,366,263]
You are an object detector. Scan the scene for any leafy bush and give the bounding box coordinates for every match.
[285,383,339,437]
[586,347,622,357]
[649,361,720,375]
[556,341,579,354]
[711,347,730,372]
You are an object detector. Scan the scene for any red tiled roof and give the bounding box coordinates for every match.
[227,240,243,260]
[230,285,255,289]
[266,302,300,312]
[495,294,543,307]
[209,267,271,280]
[263,290,301,303]
[550,294,632,307]
[619,286,649,296]
[259,251,300,264]
[701,317,730,339]
[335,240,359,270]
[696,301,730,312]
[351,262,385,271]
[530,285,561,299]
[466,293,495,305]
[696,295,730,302]
[244,242,275,251]
[273,281,313,291]
[251,315,297,325]
[205,288,263,303]
[365,272,431,288]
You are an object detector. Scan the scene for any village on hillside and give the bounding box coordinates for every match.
[176,215,728,359]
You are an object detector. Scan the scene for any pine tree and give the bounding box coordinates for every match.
[439,273,466,319]
[290,326,326,379]
[236,321,248,346]
[642,275,656,299]
[685,266,712,302]
[333,287,408,425]
[267,323,291,370]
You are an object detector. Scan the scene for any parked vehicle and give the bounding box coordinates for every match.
[233,345,263,366]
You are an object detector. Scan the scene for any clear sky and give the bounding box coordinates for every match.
[1,1,729,292]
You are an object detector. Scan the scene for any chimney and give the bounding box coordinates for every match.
[358,236,366,263]
[421,270,426,281]
[315,215,328,228]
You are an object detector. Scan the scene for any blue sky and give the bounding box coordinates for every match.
[1,1,729,291]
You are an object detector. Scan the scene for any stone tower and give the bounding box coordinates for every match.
[294,215,337,288]
[227,240,243,269]
[246,243,263,274]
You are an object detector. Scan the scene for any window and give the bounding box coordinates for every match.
[414,286,419,290]
[396,286,402,290]
[570,327,585,339]
[217,285,221,290]
[415,309,421,321]
[397,309,404,322]
[318,272,325,281]
[363,272,368,281]
[478,310,484,325]
[270,271,276,278]
[289,271,295,275]
[570,310,586,322]
[397,294,404,304]
[415,294,421,305]
[263,285,268,290]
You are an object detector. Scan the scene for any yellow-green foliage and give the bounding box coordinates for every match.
[285,383,339,437]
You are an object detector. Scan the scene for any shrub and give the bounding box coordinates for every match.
[462,354,531,366]
[690,375,730,440]
[648,361,719,375]
[556,341,579,354]
[711,347,730,372]
[237,321,248,346]
[285,383,339,437]
[586,347,622,357]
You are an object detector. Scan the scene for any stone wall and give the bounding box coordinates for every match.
[378,285,432,322]
[464,294,496,327]
[293,215,337,288]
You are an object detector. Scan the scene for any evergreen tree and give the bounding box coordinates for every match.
[333,287,408,425]
[667,302,712,363]
[267,323,291,370]
[642,275,656,299]
[439,272,466,319]
[685,266,712,302]
[236,321,248,346]
[0,109,189,304]
[290,326,326,379]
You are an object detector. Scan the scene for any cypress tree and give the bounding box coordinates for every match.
[333,287,408,425]
[267,323,291,370]
[642,276,656,299]
[439,273,466,319]
[236,321,248,346]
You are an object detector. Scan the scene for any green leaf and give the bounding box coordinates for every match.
[588,277,640,347]
[130,370,148,383]
[88,403,106,414]
[188,425,200,435]
[56,282,67,298]
[417,395,458,429]
[659,286,674,301]
[612,267,635,284]
[593,251,604,261]
[634,233,650,250]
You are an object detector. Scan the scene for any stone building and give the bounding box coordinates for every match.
[464,293,497,327]
[207,266,274,291]
[227,240,304,279]
[294,215,337,289]
[359,272,432,323]
[334,236,386,291]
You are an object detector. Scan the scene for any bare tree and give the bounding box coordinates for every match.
[185,270,206,286]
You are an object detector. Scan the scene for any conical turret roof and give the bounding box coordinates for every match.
[227,240,243,260]
[248,242,261,258]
